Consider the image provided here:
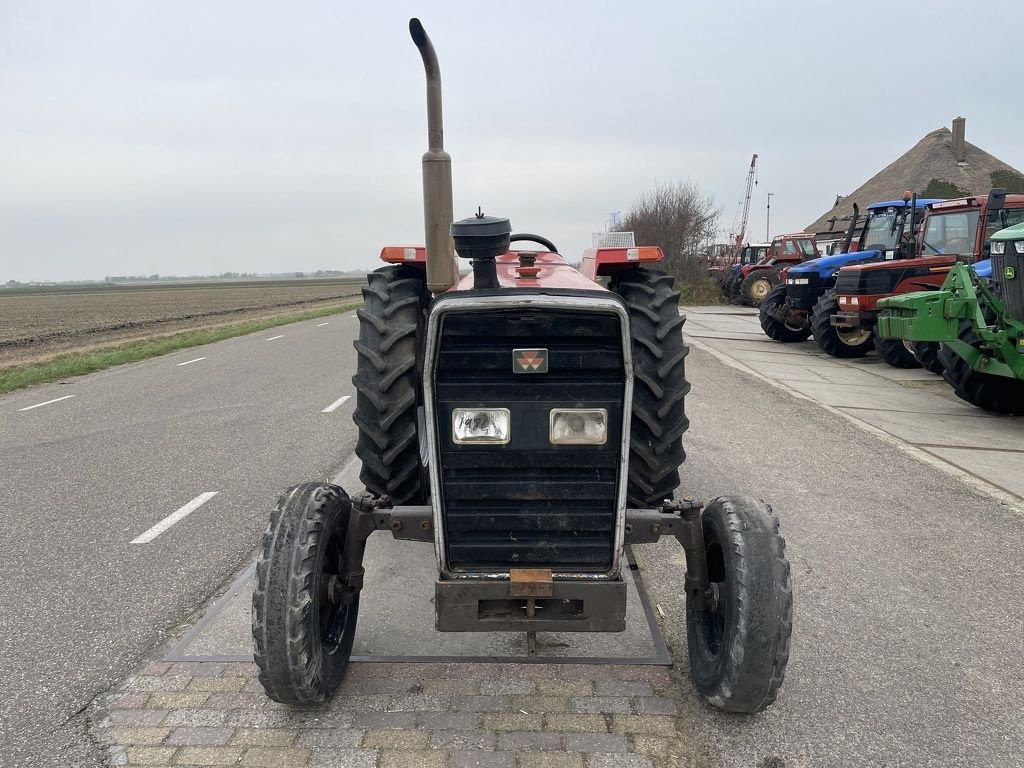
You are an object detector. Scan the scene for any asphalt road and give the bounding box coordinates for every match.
[2,306,1023,767]
[0,313,361,767]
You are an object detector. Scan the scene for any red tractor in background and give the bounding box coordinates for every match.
[728,232,819,307]
[831,190,1024,368]
[250,19,792,715]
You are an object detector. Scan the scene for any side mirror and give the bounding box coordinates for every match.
[988,187,1007,212]
[982,242,991,257]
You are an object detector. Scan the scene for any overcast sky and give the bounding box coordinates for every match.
[2,0,1021,282]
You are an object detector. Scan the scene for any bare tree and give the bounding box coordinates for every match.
[617,181,721,297]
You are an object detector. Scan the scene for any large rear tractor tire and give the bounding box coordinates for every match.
[724,273,743,304]
[938,322,1024,415]
[873,336,921,369]
[352,266,429,505]
[686,496,792,713]
[759,285,811,343]
[810,289,874,358]
[912,341,945,374]
[739,270,774,307]
[253,483,359,705]
[609,268,690,507]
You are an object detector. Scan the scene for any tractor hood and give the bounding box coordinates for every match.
[788,250,883,279]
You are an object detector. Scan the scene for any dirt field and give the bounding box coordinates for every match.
[0,278,364,369]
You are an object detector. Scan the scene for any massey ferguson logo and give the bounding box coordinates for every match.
[513,348,548,373]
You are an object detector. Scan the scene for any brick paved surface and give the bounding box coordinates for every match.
[94,661,690,767]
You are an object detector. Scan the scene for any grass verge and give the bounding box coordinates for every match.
[0,300,363,395]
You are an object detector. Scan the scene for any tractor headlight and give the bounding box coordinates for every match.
[1014,242,1024,254]
[452,408,510,445]
[787,278,810,285]
[992,242,1005,254]
[549,408,608,445]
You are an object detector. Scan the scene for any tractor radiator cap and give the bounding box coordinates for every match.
[452,213,511,262]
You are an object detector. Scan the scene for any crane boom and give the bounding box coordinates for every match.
[734,153,758,251]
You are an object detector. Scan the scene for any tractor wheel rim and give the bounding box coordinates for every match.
[837,327,871,346]
[320,529,351,652]
[752,280,770,301]
[903,340,916,355]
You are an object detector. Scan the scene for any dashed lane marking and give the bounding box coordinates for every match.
[18,395,75,412]
[176,357,206,367]
[322,395,352,413]
[316,322,330,327]
[130,492,220,544]
[265,334,284,341]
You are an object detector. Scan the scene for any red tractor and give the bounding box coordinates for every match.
[250,19,792,714]
[729,232,819,306]
[831,190,1024,368]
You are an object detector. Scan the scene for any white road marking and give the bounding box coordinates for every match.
[176,357,206,367]
[322,395,351,413]
[18,395,75,412]
[316,322,330,327]
[130,492,219,544]
[265,334,284,341]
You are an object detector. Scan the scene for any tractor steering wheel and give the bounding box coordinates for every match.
[510,233,559,253]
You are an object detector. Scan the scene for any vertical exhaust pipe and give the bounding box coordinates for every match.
[409,18,457,294]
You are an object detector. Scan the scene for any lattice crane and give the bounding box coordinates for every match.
[733,153,758,251]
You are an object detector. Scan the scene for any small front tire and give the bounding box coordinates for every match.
[810,289,873,358]
[686,496,792,713]
[252,483,359,705]
[759,285,811,343]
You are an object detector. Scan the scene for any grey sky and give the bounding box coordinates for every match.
[2,0,1020,282]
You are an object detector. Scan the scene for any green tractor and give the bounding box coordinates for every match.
[877,217,1024,415]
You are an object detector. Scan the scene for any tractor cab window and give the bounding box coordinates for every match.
[921,210,981,255]
[984,207,1024,243]
[859,208,902,251]
[783,240,797,255]
[798,239,817,257]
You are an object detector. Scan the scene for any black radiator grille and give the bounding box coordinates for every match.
[993,250,1024,323]
[434,309,625,572]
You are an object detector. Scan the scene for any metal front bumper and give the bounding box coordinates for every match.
[830,311,870,328]
[435,578,626,633]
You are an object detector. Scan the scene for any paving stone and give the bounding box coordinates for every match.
[421,678,480,695]
[510,696,569,714]
[536,681,592,697]
[497,731,562,751]
[141,663,172,677]
[109,693,151,709]
[169,663,226,678]
[164,727,234,747]
[430,730,496,750]
[631,697,679,716]
[243,679,267,694]
[309,748,378,768]
[629,736,671,758]
[417,711,482,730]
[518,752,584,768]
[481,713,543,731]
[296,729,365,749]
[106,709,170,727]
[231,729,299,747]
[224,710,301,729]
[379,749,449,768]
[147,693,211,710]
[594,681,653,697]
[480,680,536,696]
[570,697,630,715]
[109,727,172,745]
[609,715,677,736]
[239,746,312,766]
[344,678,424,695]
[363,728,430,749]
[230,663,261,678]
[329,694,393,713]
[386,694,452,712]
[562,734,628,753]
[125,746,177,765]
[173,746,245,765]
[452,750,515,768]
[203,693,267,709]
[452,695,510,713]
[126,676,193,693]
[350,711,417,729]
[160,710,229,727]
[186,677,247,693]
[544,714,609,733]
[586,753,653,768]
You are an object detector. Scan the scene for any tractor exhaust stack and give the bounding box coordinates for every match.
[409,18,458,294]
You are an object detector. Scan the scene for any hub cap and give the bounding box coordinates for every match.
[836,327,871,346]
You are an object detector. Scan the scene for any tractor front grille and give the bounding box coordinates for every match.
[835,268,897,296]
[785,273,822,309]
[433,308,625,573]
[993,249,1024,324]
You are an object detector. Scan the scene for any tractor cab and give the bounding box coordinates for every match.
[731,233,817,306]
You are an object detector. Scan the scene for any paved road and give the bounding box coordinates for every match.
[4,305,1024,767]
[0,312,361,766]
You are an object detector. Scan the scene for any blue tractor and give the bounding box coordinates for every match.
[758,196,942,355]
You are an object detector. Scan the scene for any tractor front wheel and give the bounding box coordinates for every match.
[873,336,921,369]
[739,270,773,307]
[686,496,792,713]
[810,290,873,358]
[253,483,359,705]
[759,285,811,343]
[912,341,945,374]
[609,268,690,507]
[938,322,1024,415]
